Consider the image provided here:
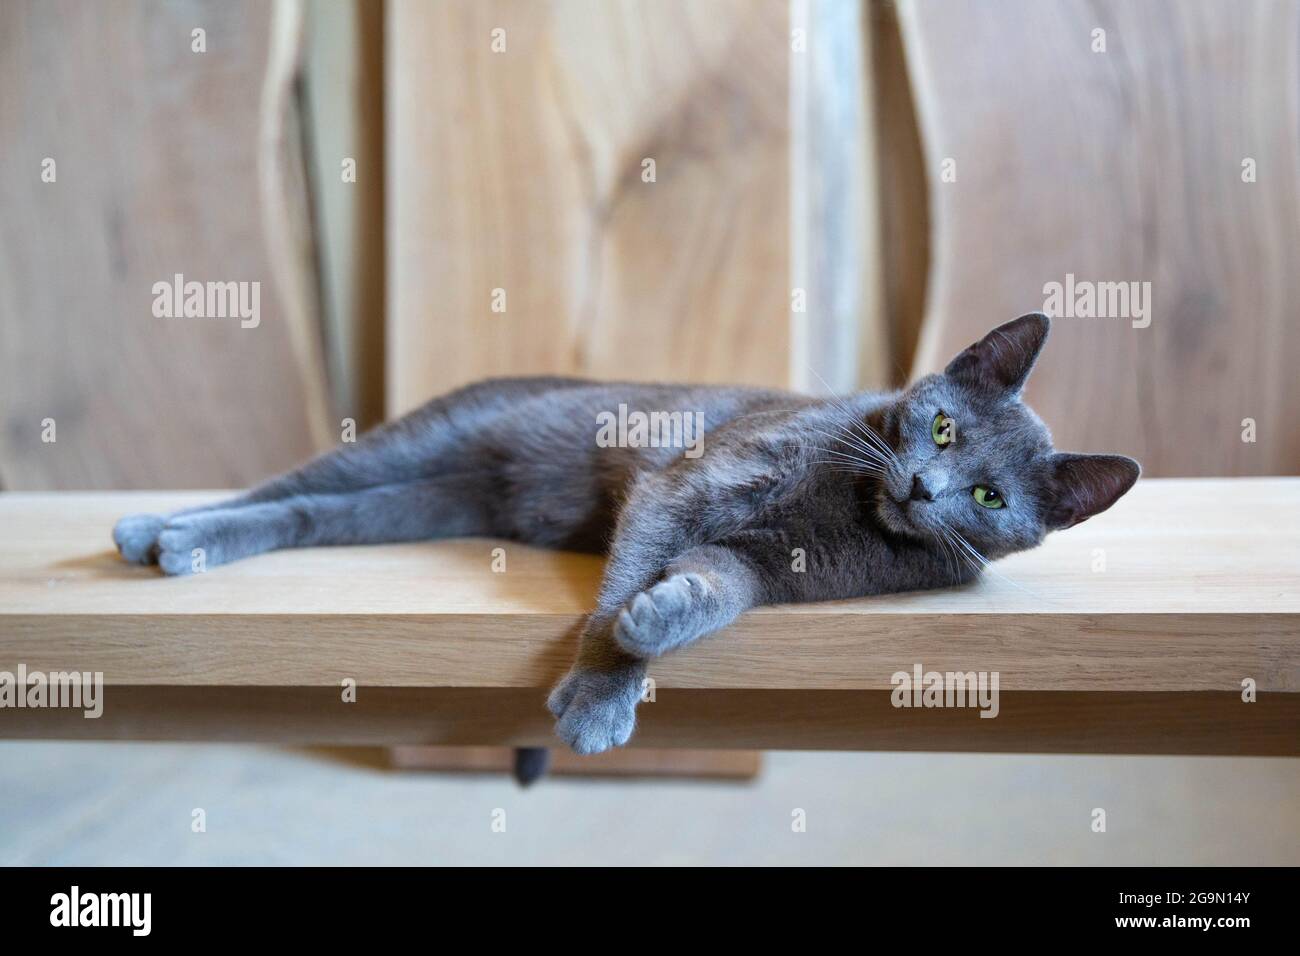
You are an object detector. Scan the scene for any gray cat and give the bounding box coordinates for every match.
[113,314,1138,759]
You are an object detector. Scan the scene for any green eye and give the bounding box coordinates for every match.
[973,486,1004,509]
[931,412,954,446]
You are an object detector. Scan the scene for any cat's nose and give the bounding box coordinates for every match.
[909,474,935,502]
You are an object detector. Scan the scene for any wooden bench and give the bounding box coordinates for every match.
[1,479,1297,755]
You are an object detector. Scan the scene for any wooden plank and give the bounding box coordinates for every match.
[897,0,1300,476]
[0,480,1297,695]
[0,0,331,489]
[261,0,336,454]
[790,0,886,392]
[386,0,791,415]
[868,0,930,386]
[3,688,1295,757]
[389,746,762,779]
[302,0,386,432]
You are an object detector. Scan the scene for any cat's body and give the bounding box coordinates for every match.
[113,315,1139,757]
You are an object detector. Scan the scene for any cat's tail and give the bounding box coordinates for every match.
[512,746,550,786]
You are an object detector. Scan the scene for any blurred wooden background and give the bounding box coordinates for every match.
[900,0,1300,476]
[0,0,330,489]
[387,0,792,414]
[1,0,1297,490]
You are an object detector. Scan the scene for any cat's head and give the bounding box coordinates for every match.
[873,313,1140,560]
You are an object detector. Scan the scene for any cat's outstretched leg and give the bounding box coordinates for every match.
[610,544,760,659]
[546,489,732,753]
[114,376,587,564]
[549,528,798,752]
[544,551,758,753]
[545,618,646,755]
[153,476,495,575]
[113,422,446,565]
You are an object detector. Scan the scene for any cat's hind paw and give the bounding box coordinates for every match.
[112,513,165,565]
[156,512,235,576]
[546,667,639,755]
[613,573,713,659]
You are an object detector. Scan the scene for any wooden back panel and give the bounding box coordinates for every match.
[0,0,330,489]
[386,0,793,414]
[899,0,1300,476]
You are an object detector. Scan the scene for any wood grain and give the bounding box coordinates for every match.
[386,0,791,415]
[790,0,887,392]
[303,0,386,431]
[869,0,930,386]
[4,687,1295,756]
[897,0,1300,476]
[0,480,1296,694]
[260,0,334,453]
[0,0,331,489]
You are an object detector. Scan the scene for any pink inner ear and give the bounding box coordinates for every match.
[945,313,1050,393]
[1049,454,1140,528]
[1048,484,1095,529]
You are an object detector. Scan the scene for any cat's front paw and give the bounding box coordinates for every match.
[112,513,165,565]
[613,573,713,658]
[546,666,640,755]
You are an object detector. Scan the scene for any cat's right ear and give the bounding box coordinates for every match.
[1046,453,1141,529]
[945,313,1050,395]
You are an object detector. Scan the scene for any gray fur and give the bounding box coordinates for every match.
[112,315,1139,754]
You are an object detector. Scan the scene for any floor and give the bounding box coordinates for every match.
[1,742,1296,865]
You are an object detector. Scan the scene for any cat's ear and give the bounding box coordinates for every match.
[945,313,1050,394]
[1046,453,1140,529]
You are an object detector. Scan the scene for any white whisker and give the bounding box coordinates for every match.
[804,365,900,468]
[948,528,1044,599]
[935,528,963,584]
[804,425,890,464]
[806,452,887,476]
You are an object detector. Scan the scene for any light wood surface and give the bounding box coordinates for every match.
[386,0,791,415]
[898,0,1300,476]
[0,0,331,489]
[1,480,1296,697]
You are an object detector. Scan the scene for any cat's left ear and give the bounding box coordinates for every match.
[945,312,1050,394]
[1046,453,1141,529]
